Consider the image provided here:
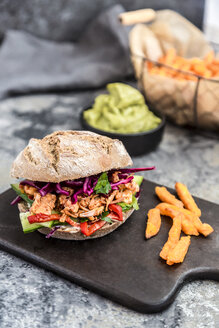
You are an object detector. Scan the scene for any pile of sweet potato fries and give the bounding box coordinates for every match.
[145,183,214,266]
[147,49,219,80]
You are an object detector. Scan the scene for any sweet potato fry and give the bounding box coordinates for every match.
[150,182,214,267]
[181,213,213,236]
[160,203,197,220]
[195,221,214,237]
[166,236,191,265]
[203,69,212,78]
[193,62,206,76]
[145,208,161,239]
[157,68,168,77]
[160,213,182,260]
[147,49,219,80]
[200,223,214,237]
[204,51,214,65]
[158,202,213,237]
[155,186,184,208]
[149,67,160,75]
[189,57,203,66]
[156,203,199,236]
[164,48,176,65]
[209,63,219,76]
[175,182,201,217]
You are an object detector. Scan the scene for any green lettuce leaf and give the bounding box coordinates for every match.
[94,172,112,194]
[100,211,113,223]
[118,195,139,212]
[101,216,113,223]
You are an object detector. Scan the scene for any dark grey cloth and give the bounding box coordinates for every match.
[0,0,204,42]
[0,5,132,99]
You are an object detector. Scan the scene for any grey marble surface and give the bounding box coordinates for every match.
[0,92,218,328]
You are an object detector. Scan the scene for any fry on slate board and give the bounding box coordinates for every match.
[155,186,184,208]
[146,182,214,266]
[160,213,182,261]
[166,236,191,265]
[194,220,214,237]
[159,202,213,237]
[145,208,161,239]
[159,203,198,222]
[200,223,214,237]
[156,203,199,236]
[175,182,201,217]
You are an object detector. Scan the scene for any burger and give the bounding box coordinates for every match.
[10,131,154,240]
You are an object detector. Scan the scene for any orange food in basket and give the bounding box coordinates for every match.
[147,49,219,80]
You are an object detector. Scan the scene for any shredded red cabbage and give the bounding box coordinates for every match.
[87,176,99,195]
[118,173,129,179]
[83,177,89,194]
[64,180,83,187]
[10,195,22,205]
[87,178,92,190]
[86,178,93,195]
[118,167,155,174]
[71,188,83,204]
[45,226,61,239]
[91,176,99,188]
[110,176,134,188]
[18,167,152,202]
[20,179,41,189]
[55,183,70,196]
[87,188,94,196]
[39,183,54,197]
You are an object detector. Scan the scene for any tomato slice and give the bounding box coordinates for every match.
[28,213,60,224]
[106,212,121,221]
[108,204,123,221]
[65,216,80,227]
[80,220,106,236]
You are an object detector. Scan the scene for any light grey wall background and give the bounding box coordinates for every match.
[0,0,205,42]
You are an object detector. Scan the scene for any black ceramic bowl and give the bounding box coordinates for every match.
[80,106,165,156]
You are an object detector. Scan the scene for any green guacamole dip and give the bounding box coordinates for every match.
[83,83,161,134]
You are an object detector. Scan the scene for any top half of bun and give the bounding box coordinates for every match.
[10,130,132,183]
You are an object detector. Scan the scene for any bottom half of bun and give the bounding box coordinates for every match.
[18,201,134,240]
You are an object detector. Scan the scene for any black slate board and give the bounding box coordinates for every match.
[0,180,218,313]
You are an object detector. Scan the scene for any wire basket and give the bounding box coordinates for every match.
[131,53,219,132]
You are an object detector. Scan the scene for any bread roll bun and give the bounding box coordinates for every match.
[11,130,132,183]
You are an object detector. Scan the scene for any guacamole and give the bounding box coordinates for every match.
[83,83,161,134]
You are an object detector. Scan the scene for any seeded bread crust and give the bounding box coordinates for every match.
[11,130,133,183]
[18,201,134,240]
